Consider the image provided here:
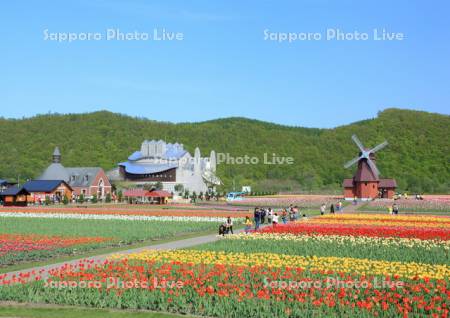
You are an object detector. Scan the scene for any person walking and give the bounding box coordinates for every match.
[392,203,399,215]
[272,213,279,227]
[254,208,261,230]
[337,201,343,213]
[267,208,273,224]
[260,208,266,225]
[293,206,299,221]
[226,216,234,234]
[281,209,288,224]
[330,204,335,214]
[244,216,252,234]
[320,204,326,215]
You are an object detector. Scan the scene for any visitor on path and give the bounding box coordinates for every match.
[392,203,399,215]
[219,222,228,236]
[267,208,273,224]
[330,204,335,214]
[320,204,326,215]
[293,206,299,220]
[244,216,252,234]
[353,196,357,205]
[388,206,393,214]
[290,206,298,221]
[281,209,288,224]
[254,208,261,230]
[261,208,266,224]
[226,216,234,234]
[272,213,279,227]
[337,201,343,213]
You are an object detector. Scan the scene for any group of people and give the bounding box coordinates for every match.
[219,216,234,236]
[320,201,344,215]
[244,205,305,234]
[219,205,307,236]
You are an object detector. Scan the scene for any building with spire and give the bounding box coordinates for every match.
[108,140,220,193]
[38,147,112,198]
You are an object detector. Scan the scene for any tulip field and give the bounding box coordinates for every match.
[0,213,448,317]
[0,212,228,268]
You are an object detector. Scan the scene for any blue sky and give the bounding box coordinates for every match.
[1,0,449,127]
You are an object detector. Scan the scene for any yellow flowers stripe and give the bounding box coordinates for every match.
[220,233,450,250]
[111,249,450,280]
[317,214,450,223]
[307,218,449,228]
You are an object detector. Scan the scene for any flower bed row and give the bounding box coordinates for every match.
[308,218,449,228]
[0,208,249,218]
[360,199,450,212]
[0,257,447,317]
[0,212,244,223]
[0,234,109,255]
[220,232,450,250]
[317,213,450,223]
[0,234,110,267]
[111,250,449,280]
[261,222,450,240]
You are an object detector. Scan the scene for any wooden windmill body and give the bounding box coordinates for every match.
[343,135,397,200]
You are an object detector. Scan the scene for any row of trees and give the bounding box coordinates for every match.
[0,109,448,194]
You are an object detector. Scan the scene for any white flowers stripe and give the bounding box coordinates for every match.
[0,212,242,223]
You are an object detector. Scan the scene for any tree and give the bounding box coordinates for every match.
[105,193,112,203]
[62,195,69,205]
[174,184,184,193]
[45,195,51,205]
[91,194,98,204]
[191,191,197,203]
[78,194,85,204]
[117,190,123,202]
[0,109,448,194]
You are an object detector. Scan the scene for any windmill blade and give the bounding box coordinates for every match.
[369,141,388,154]
[366,158,380,177]
[344,156,360,168]
[351,135,365,152]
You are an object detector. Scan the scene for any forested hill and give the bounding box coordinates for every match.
[0,108,448,193]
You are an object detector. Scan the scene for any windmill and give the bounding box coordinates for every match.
[344,135,388,178]
[343,135,396,200]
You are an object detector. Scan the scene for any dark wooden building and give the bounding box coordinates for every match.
[0,187,30,206]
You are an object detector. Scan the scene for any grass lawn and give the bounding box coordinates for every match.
[0,303,190,318]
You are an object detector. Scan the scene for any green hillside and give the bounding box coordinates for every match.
[0,108,448,193]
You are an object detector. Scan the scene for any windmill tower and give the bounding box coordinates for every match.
[343,135,396,200]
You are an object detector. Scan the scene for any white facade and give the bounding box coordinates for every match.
[115,140,220,194]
